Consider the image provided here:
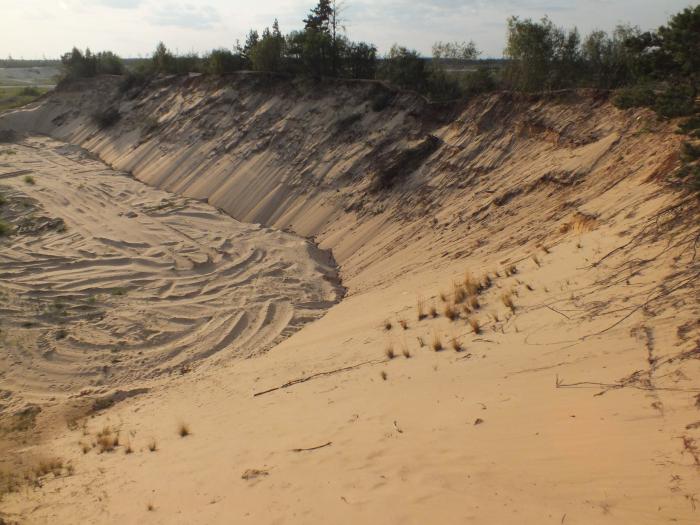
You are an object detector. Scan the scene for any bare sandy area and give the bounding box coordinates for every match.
[0,76,698,524]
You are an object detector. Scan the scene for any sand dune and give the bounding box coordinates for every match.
[0,76,699,524]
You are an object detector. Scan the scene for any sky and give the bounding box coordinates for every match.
[1,0,694,59]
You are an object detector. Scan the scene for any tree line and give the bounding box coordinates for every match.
[61,2,699,187]
[60,2,699,105]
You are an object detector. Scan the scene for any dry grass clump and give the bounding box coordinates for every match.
[481,273,492,290]
[417,297,427,320]
[384,320,392,331]
[178,422,190,438]
[402,346,411,358]
[501,292,515,311]
[380,370,388,381]
[463,273,480,296]
[398,318,408,330]
[124,442,133,454]
[148,439,157,452]
[468,296,480,310]
[147,503,155,512]
[444,303,459,321]
[461,304,472,317]
[416,336,425,348]
[453,282,467,303]
[451,337,463,352]
[431,332,443,352]
[35,458,64,478]
[468,317,481,334]
[439,291,448,302]
[563,211,599,234]
[96,426,119,453]
[385,344,396,360]
[429,304,438,318]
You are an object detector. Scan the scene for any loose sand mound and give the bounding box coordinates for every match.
[0,76,698,524]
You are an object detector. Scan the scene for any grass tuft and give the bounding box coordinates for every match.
[417,297,427,320]
[178,423,190,438]
[469,317,481,334]
[431,332,443,352]
[385,344,395,360]
[501,292,515,311]
[23,175,35,185]
[444,303,459,321]
[451,337,463,352]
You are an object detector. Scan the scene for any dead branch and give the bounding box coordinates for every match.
[292,441,332,452]
[253,359,383,397]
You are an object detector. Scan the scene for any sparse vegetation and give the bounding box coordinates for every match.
[402,346,411,358]
[178,422,190,437]
[148,439,157,452]
[23,175,35,185]
[501,292,515,311]
[385,344,395,359]
[417,297,427,320]
[468,296,480,310]
[431,332,443,351]
[464,273,479,296]
[92,107,121,129]
[444,303,458,321]
[380,370,388,381]
[96,426,119,453]
[451,337,463,352]
[469,317,481,334]
[0,220,11,237]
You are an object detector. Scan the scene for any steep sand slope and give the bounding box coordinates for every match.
[0,76,698,524]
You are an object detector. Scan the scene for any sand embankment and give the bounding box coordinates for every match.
[0,75,698,523]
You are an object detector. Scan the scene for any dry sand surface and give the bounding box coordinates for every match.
[0,76,699,524]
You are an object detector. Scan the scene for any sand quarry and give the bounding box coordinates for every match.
[0,75,698,524]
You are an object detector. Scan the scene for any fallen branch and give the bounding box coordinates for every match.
[292,441,332,452]
[555,374,700,395]
[253,359,383,397]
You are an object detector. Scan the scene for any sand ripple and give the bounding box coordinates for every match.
[0,137,343,400]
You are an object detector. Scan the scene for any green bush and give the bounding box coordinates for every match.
[206,49,246,74]
[612,85,656,109]
[654,85,696,118]
[92,107,121,129]
[119,70,148,93]
[19,87,40,97]
[370,88,394,112]
[379,45,428,93]
[0,220,11,237]
[681,141,700,162]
